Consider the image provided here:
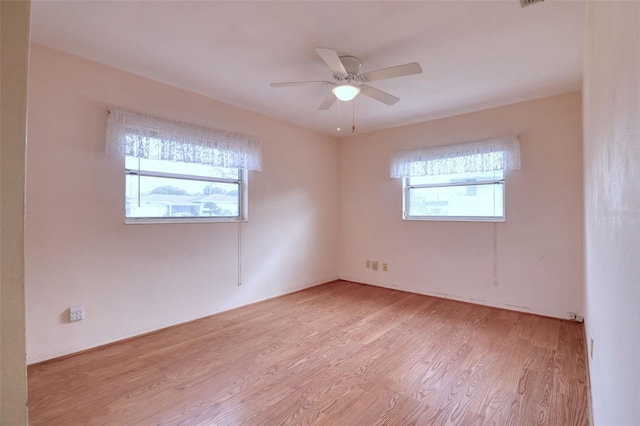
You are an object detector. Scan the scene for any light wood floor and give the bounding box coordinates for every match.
[28,281,590,425]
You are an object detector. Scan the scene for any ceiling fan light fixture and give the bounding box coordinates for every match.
[332,84,360,101]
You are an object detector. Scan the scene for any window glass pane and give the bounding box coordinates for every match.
[410,169,504,186]
[125,156,239,180]
[407,183,504,218]
[126,175,240,218]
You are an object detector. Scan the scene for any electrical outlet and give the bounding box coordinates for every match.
[70,305,84,322]
[382,263,388,272]
[372,261,379,271]
[366,260,371,268]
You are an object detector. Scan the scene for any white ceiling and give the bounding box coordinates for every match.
[30,1,585,137]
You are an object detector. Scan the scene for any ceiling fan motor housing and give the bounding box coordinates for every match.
[337,56,363,83]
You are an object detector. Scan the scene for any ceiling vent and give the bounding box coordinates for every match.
[520,0,544,7]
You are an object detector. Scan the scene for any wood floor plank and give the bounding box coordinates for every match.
[28,280,590,425]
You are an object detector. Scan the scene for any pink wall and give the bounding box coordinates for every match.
[583,2,640,423]
[25,45,340,363]
[339,93,584,319]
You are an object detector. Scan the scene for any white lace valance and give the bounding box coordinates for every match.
[390,135,520,178]
[107,109,262,171]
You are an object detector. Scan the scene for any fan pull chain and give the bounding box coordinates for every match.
[352,99,356,133]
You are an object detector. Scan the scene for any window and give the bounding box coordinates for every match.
[125,154,245,222]
[404,169,505,221]
[391,136,520,222]
[107,109,262,223]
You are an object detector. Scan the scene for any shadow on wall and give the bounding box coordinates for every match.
[240,190,321,299]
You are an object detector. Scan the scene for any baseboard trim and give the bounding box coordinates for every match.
[27,276,338,366]
[582,317,595,426]
[338,275,580,321]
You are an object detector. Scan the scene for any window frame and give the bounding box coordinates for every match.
[124,159,248,224]
[402,173,506,222]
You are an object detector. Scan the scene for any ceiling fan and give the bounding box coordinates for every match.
[270,48,422,110]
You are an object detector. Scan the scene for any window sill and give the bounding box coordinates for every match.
[403,216,505,223]
[124,217,247,225]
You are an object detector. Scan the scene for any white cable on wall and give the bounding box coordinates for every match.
[493,222,498,286]
[237,222,242,286]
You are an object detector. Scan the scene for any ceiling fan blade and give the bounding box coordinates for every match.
[315,48,348,77]
[361,62,422,82]
[270,80,333,87]
[359,85,400,106]
[318,92,337,110]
